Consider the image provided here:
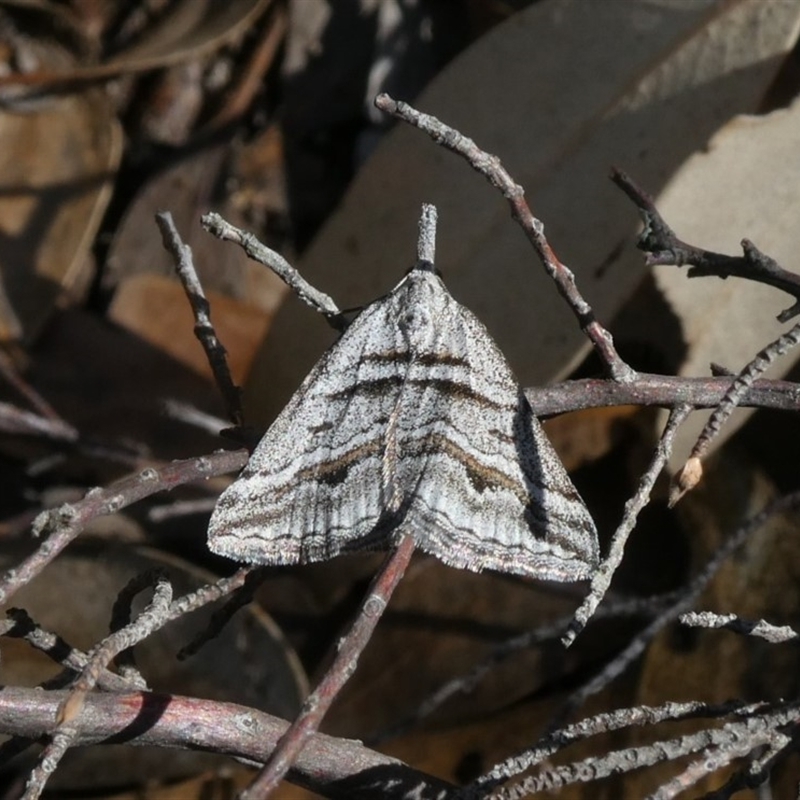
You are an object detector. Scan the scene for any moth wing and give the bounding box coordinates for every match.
[401,292,599,581]
[207,296,407,565]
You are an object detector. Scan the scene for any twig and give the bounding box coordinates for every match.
[562,405,691,647]
[0,449,248,606]
[23,578,174,800]
[201,212,348,331]
[374,93,635,383]
[645,732,779,800]
[525,374,800,416]
[701,734,791,799]
[612,169,800,323]
[551,491,800,727]
[177,566,265,658]
[473,699,769,796]
[0,686,457,799]
[679,611,799,644]
[156,211,244,426]
[482,491,800,790]
[0,349,62,422]
[1,609,147,692]
[240,533,416,799]
[670,322,800,506]
[0,401,78,441]
[484,708,797,800]
[162,398,230,435]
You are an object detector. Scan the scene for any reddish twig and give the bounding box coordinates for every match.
[374,93,635,384]
[23,578,174,800]
[525,373,800,416]
[242,534,417,799]
[0,687,456,799]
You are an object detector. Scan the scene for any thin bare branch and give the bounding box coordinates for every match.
[241,534,417,798]
[24,578,174,800]
[0,687,457,799]
[474,700,766,794]
[201,211,348,331]
[525,373,800,416]
[563,405,691,646]
[0,401,78,441]
[375,93,635,383]
[670,322,800,505]
[1,609,146,692]
[0,449,248,607]
[680,611,799,644]
[156,211,244,427]
[612,169,800,323]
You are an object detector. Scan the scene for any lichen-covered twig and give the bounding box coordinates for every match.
[201,211,348,331]
[0,450,248,607]
[670,322,800,506]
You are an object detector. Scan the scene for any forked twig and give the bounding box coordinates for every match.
[612,168,800,323]
[477,491,800,794]
[375,93,635,384]
[670,321,800,506]
[23,577,174,800]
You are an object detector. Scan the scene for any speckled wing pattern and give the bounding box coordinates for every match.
[207,264,599,581]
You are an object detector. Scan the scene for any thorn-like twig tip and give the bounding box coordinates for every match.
[669,456,703,508]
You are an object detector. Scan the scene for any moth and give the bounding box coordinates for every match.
[208,261,599,582]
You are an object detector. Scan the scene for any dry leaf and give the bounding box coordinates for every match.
[0,87,121,342]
